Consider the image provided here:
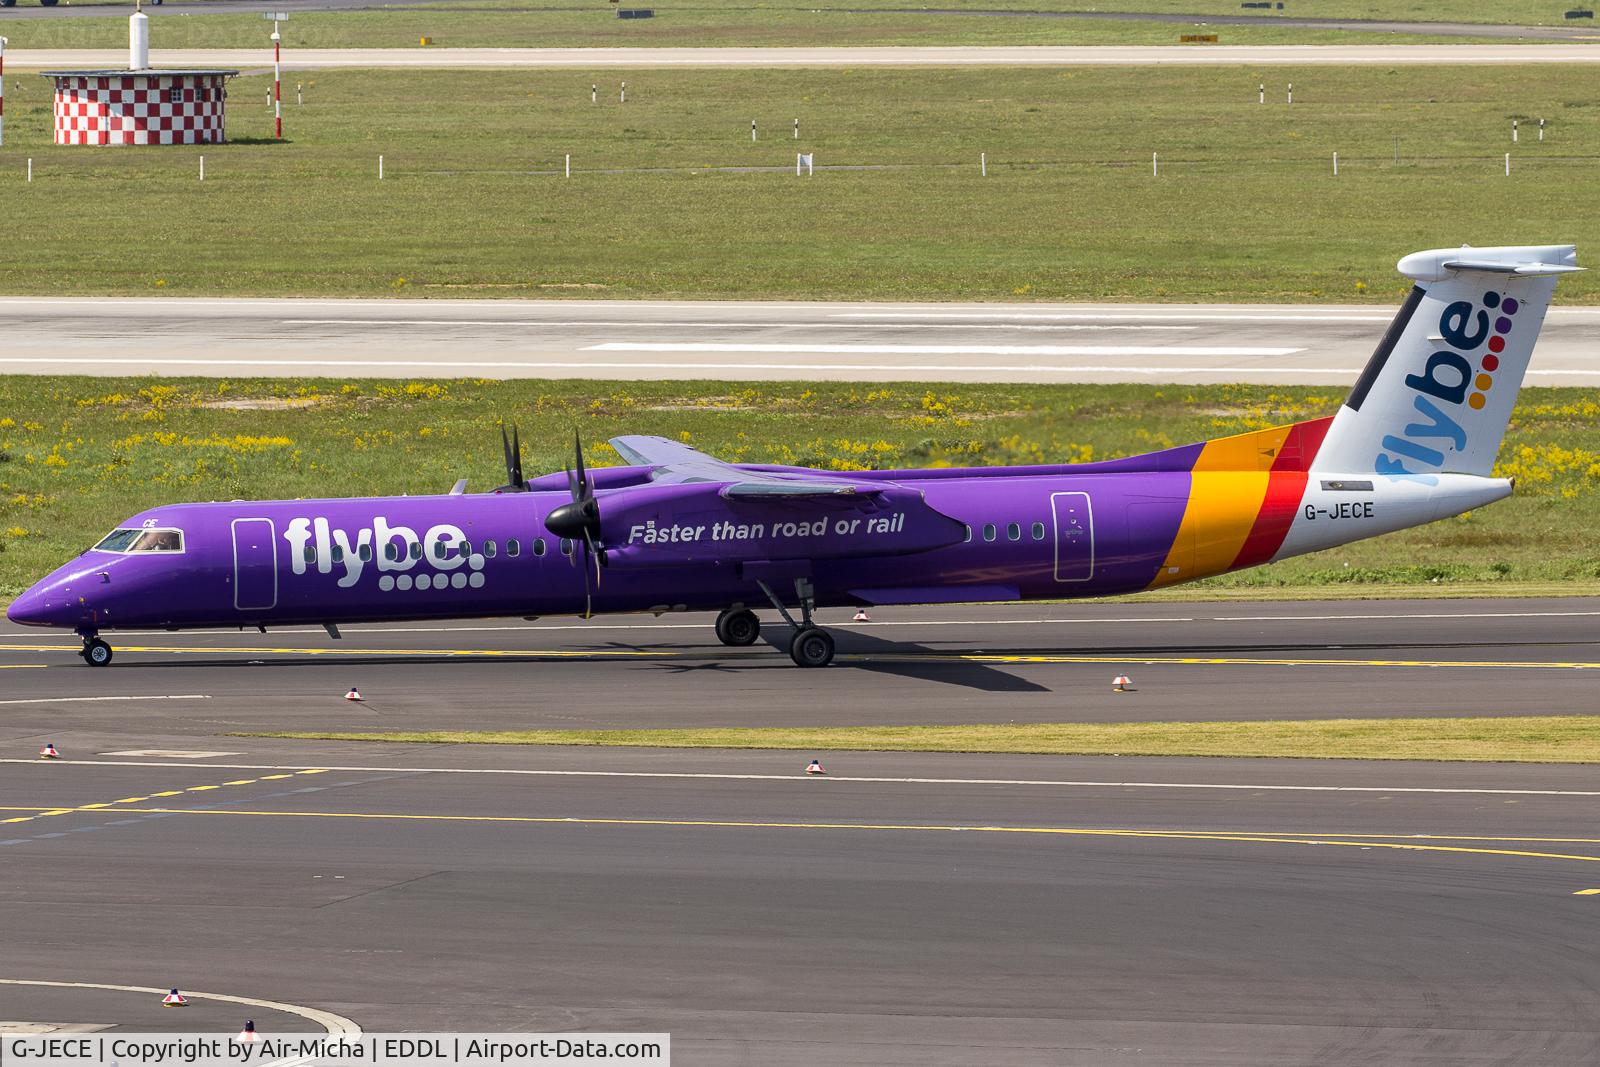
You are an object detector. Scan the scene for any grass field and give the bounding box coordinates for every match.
[1,66,1598,302]
[251,715,1600,763]
[3,377,1597,601]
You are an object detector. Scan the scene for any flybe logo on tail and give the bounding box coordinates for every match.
[1377,291,1518,475]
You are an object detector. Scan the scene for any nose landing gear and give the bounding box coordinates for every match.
[77,631,113,667]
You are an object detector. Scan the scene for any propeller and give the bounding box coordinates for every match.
[544,431,608,617]
[495,424,528,493]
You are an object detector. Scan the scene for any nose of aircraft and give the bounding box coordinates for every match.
[5,584,53,627]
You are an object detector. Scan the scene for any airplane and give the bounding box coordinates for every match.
[6,243,1580,668]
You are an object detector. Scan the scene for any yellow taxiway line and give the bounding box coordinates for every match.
[0,643,671,659]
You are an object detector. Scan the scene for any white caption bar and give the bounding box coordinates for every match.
[0,1034,669,1067]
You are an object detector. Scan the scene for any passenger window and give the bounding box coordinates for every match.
[384,543,399,562]
[560,538,574,556]
[332,545,344,564]
[507,538,521,557]
[359,544,373,562]
[1007,523,1021,542]
[304,544,316,564]
[533,538,546,557]
[1032,522,1045,541]
[409,542,422,561]
[484,540,497,558]
[963,525,972,543]
[982,524,996,542]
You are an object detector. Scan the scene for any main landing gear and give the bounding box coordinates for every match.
[753,579,836,669]
[77,631,113,667]
[714,607,762,647]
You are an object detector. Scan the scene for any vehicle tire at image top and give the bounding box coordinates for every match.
[39,0,59,7]
[716,608,761,647]
[789,628,834,668]
[82,640,113,667]
[1,2,19,10]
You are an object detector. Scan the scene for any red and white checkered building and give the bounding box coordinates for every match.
[42,70,236,146]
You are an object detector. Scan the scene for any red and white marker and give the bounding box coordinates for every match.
[161,988,187,1008]
[1112,675,1133,693]
[806,759,826,775]
[39,743,60,760]
[238,1021,260,1042]
[345,688,363,702]
[852,608,871,622]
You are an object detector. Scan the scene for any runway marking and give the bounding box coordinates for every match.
[834,311,1396,323]
[285,318,1202,333]
[0,643,672,660]
[0,979,359,1035]
[1573,888,1600,895]
[1214,611,1600,622]
[0,694,213,706]
[587,341,1306,357]
[7,804,1600,868]
[961,653,1599,669]
[6,768,333,834]
[6,757,1600,798]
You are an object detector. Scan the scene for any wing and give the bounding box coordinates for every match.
[610,435,884,499]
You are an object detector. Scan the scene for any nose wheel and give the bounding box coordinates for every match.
[80,637,113,667]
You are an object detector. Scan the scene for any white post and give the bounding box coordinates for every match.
[751,119,757,142]
[0,37,8,149]
[27,157,32,182]
[565,153,570,178]
[1153,151,1158,177]
[1332,151,1338,176]
[271,28,282,140]
[796,153,801,176]
[378,154,384,180]
[793,118,799,139]
[1258,82,1264,105]
[1505,152,1510,176]
[807,154,813,177]
[980,152,986,177]
[1287,83,1293,104]
[1512,119,1518,143]
[297,82,303,106]
[591,84,597,105]
[619,81,625,104]
[199,155,204,181]
[1539,118,1546,142]
[129,9,150,70]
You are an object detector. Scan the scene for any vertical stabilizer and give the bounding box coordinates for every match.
[1311,244,1579,476]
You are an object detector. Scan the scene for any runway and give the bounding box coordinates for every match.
[3,597,1600,1061]
[3,296,1598,384]
[7,44,1600,71]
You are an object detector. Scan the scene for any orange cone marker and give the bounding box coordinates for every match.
[852,608,870,622]
[238,1021,260,1042]
[1112,675,1133,693]
[806,759,826,775]
[345,688,363,702]
[39,743,60,760]
[161,988,187,1008]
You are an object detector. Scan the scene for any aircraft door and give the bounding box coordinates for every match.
[232,517,278,611]
[1051,491,1094,582]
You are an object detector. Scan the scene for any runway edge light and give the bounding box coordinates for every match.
[39,743,60,759]
[806,759,826,775]
[1112,675,1134,693]
[238,1021,259,1041]
[345,687,363,702]
[161,988,187,1007]
[852,608,871,622]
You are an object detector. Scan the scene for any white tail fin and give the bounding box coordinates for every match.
[1311,244,1580,477]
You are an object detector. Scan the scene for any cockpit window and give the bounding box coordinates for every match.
[94,527,183,553]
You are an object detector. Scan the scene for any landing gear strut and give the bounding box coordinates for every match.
[755,578,835,668]
[78,631,113,667]
[714,607,762,647]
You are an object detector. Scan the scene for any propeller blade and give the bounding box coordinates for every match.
[583,529,603,588]
[573,430,589,500]
[511,425,524,488]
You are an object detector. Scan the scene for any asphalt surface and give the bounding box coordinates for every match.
[8,43,1600,70]
[5,597,1600,1062]
[3,0,1594,41]
[3,297,1597,385]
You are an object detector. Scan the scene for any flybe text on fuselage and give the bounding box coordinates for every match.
[1378,290,1519,476]
[283,515,487,592]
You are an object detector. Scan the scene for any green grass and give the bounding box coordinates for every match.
[3,377,1597,601]
[246,715,1600,763]
[1,66,1599,301]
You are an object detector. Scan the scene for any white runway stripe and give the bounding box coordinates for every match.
[0,694,211,707]
[284,319,1200,333]
[833,311,1396,323]
[4,757,1600,798]
[586,342,1306,357]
